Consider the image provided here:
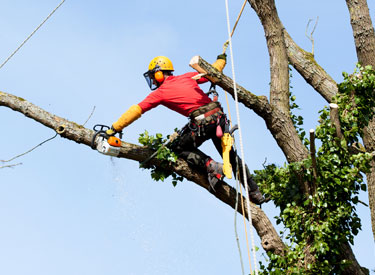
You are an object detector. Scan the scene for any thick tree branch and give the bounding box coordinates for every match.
[309,129,318,194]
[248,1,339,104]
[346,0,375,67]
[247,0,290,115]
[0,90,285,255]
[339,242,369,275]
[190,56,309,163]
[345,0,375,243]
[283,30,338,102]
[329,103,344,140]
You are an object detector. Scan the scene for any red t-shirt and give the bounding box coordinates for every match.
[138,72,212,117]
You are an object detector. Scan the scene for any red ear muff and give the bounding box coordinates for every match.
[154,71,164,83]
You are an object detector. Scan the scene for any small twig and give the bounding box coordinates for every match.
[262,157,268,168]
[309,129,318,181]
[359,200,369,207]
[2,106,94,169]
[349,142,367,154]
[1,133,58,163]
[308,129,318,197]
[0,163,22,169]
[82,106,96,127]
[305,16,319,56]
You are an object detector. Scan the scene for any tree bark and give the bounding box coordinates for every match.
[283,30,338,102]
[243,0,365,272]
[247,0,290,115]
[1,0,372,272]
[340,242,369,275]
[190,56,365,273]
[190,56,309,163]
[346,0,375,242]
[346,0,375,67]
[0,90,286,255]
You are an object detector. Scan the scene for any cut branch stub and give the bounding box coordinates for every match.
[309,129,318,194]
[329,103,344,140]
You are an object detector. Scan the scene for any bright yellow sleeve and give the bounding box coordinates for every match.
[112,104,143,132]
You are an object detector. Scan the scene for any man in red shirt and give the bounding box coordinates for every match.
[109,56,265,205]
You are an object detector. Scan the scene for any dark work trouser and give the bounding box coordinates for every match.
[171,115,258,192]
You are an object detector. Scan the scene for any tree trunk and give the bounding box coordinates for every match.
[346,0,375,67]
[346,0,375,242]
[248,0,290,115]
[190,57,366,274]
[246,0,367,272]
[340,242,369,275]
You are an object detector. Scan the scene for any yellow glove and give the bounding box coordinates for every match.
[212,53,227,72]
[112,104,143,132]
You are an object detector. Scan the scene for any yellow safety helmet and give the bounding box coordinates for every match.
[148,56,174,71]
[144,56,174,90]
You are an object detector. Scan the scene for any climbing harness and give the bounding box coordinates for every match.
[224,0,259,274]
[206,83,219,102]
[0,0,66,70]
[204,84,235,179]
[188,99,225,140]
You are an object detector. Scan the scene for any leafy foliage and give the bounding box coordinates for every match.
[138,130,183,186]
[255,65,375,274]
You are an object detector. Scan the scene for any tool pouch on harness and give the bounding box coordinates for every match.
[187,101,225,150]
[189,101,223,126]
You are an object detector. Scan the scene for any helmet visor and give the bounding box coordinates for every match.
[143,70,159,91]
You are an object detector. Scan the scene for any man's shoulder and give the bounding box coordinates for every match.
[179,72,198,77]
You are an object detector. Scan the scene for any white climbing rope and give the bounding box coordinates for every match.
[224,0,259,274]
[0,0,66,70]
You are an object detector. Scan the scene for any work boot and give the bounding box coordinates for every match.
[206,159,224,191]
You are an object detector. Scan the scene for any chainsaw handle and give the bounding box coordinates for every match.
[93,124,123,138]
[91,124,124,150]
[91,130,105,150]
[91,124,110,150]
[93,124,110,132]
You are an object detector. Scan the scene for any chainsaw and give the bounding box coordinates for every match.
[91,124,123,157]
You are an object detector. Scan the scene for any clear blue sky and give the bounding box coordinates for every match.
[0,1,374,274]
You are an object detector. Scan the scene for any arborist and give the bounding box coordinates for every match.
[106,55,266,205]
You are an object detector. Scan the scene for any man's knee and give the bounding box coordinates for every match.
[185,152,208,167]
